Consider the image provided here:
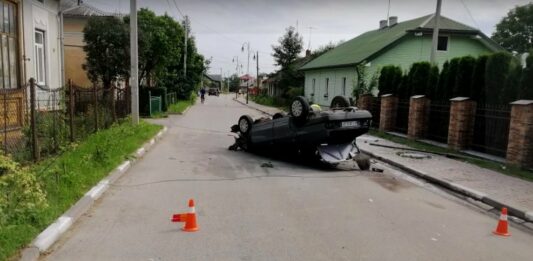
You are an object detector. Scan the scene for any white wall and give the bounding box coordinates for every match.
[304,68,357,107]
[23,0,61,101]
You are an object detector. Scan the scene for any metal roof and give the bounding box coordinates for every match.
[61,0,117,17]
[300,14,502,71]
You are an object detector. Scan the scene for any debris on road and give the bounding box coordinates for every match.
[261,162,274,168]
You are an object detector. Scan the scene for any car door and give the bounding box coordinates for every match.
[272,117,295,144]
[250,120,273,145]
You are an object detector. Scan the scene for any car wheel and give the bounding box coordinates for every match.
[290,96,310,121]
[238,115,253,135]
[330,96,351,109]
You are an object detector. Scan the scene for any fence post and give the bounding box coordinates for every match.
[447,97,476,150]
[69,79,75,142]
[29,78,39,161]
[93,83,98,132]
[506,100,533,168]
[408,95,430,139]
[379,94,398,132]
[148,91,152,117]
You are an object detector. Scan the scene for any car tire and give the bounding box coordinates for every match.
[290,96,310,121]
[331,96,351,109]
[238,115,253,135]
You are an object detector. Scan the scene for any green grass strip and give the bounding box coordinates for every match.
[0,120,161,261]
[167,100,194,114]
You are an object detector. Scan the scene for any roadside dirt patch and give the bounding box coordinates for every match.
[369,175,414,192]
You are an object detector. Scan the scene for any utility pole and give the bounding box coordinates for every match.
[130,0,139,124]
[183,16,189,78]
[242,42,250,104]
[430,0,442,65]
[255,51,259,93]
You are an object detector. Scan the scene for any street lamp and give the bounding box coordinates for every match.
[242,42,250,104]
[232,56,239,98]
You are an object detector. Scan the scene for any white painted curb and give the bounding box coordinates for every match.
[33,216,73,251]
[449,183,487,200]
[22,126,168,260]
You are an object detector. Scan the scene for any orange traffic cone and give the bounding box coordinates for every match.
[493,207,510,237]
[171,199,199,232]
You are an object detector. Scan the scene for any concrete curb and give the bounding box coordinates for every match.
[20,126,168,261]
[360,148,533,223]
[232,98,275,116]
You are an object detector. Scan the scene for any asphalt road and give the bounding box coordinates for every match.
[43,94,533,261]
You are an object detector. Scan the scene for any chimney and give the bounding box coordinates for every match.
[305,49,311,57]
[379,20,388,29]
[389,16,398,26]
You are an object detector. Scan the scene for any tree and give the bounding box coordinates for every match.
[378,65,402,96]
[406,62,433,96]
[435,61,450,101]
[492,3,533,53]
[470,55,488,102]
[272,26,303,69]
[83,16,129,90]
[134,9,183,87]
[228,74,240,92]
[454,56,476,97]
[485,52,514,104]
[520,51,533,99]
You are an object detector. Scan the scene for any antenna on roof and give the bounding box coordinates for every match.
[386,0,391,23]
[307,27,315,50]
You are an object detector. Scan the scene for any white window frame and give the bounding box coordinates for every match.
[34,29,46,86]
[325,78,329,99]
[311,78,315,96]
[342,77,346,96]
[437,35,449,52]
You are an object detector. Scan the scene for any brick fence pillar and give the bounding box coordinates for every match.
[379,94,398,132]
[506,100,533,168]
[448,97,476,150]
[408,95,430,139]
[357,94,374,111]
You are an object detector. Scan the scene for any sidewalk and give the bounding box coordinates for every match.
[233,95,282,116]
[233,97,533,224]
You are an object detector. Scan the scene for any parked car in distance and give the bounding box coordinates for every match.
[208,88,220,96]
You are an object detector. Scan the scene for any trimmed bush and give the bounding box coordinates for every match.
[378,65,403,96]
[470,55,488,103]
[454,56,476,97]
[485,52,514,104]
[405,62,435,97]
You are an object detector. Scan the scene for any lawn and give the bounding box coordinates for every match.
[167,100,193,114]
[0,120,162,261]
[369,129,533,182]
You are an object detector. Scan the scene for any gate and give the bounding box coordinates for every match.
[427,101,450,143]
[394,99,409,134]
[370,97,381,128]
[471,104,511,157]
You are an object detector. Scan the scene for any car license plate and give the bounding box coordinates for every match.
[341,121,359,127]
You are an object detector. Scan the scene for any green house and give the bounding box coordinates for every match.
[299,14,504,107]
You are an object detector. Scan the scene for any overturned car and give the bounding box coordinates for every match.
[230,96,373,169]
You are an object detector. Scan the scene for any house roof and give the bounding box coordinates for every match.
[239,74,254,80]
[300,14,503,71]
[205,74,223,82]
[61,0,117,17]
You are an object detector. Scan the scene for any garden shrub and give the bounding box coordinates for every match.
[454,56,476,97]
[485,52,514,104]
[0,154,47,225]
[470,55,488,103]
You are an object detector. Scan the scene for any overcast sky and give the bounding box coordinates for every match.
[88,0,531,76]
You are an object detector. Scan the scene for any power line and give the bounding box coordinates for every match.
[458,0,480,29]
[171,0,185,17]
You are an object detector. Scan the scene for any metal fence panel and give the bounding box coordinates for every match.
[471,104,511,157]
[370,98,381,128]
[394,99,409,134]
[427,101,450,143]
